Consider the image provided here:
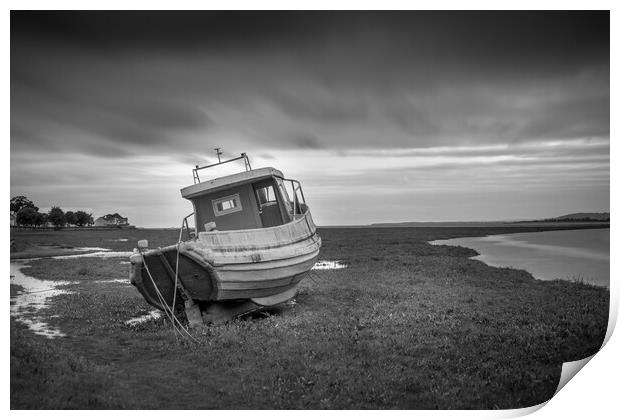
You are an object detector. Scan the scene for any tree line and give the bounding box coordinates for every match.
[11,195,94,228]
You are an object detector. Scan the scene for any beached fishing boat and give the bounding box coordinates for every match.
[129,153,321,325]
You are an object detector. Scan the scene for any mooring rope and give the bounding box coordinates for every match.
[140,255,183,331]
[142,256,197,342]
[170,222,184,326]
[139,251,198,342]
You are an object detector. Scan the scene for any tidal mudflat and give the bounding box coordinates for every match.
[10,225,609,409]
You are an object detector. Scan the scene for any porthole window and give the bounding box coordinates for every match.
[212,194,243,216]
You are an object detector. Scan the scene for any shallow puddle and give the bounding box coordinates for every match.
[52,251,133,260]
[312,260,348,270]
[126,310,162,326]
[95,279,131,284]
[72,246,111,252]
[10,260,164,334]
[10,262,75,338]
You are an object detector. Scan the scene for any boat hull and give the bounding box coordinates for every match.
[129,210,321,320]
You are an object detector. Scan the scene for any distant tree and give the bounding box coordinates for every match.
[65,211,77,226]
[35,211,48,227]
[11,196,38,213]
[16,207,38,226]
[74,211,94,227]
[48,207,66,229]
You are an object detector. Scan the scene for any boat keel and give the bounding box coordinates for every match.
[199,300,262,324]
[184,299,204,328]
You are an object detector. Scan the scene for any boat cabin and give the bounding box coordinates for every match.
[180,157,306,233]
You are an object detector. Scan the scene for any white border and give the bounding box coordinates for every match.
[4,3,617,419]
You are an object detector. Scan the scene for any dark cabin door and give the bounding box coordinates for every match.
[253,180,283,228]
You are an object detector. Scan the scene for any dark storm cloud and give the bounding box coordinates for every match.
[272,90,370,124]
[11,11,608,59]
[11,49,214,155]
[289,133,323,149]
[520,94,610,140]
[10,11,328,51]
[11,11,609,87]
[11,11,609,156]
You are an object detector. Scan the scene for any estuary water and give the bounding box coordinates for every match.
[431,228,609,287]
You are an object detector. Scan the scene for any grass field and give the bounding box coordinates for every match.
[10,225,609,409]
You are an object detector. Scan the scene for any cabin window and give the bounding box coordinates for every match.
[256,185,277,205]
[212,194,243,216]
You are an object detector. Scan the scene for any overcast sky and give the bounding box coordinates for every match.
[10,11,609,227]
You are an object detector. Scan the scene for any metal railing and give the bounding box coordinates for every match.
[181,212,195,241]
[192,153,252,184]
[275,176,306,218]
[291,179,305,218]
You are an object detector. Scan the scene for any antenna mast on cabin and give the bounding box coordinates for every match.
[192,151,252,184]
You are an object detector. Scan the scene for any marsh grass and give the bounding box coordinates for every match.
[22,257,129,282]
[10,227,609,409]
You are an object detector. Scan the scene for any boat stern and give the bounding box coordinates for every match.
[128,251,168,311]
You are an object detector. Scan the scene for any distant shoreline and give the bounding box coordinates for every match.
[10,225,136,231]
[323,221,610,229]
